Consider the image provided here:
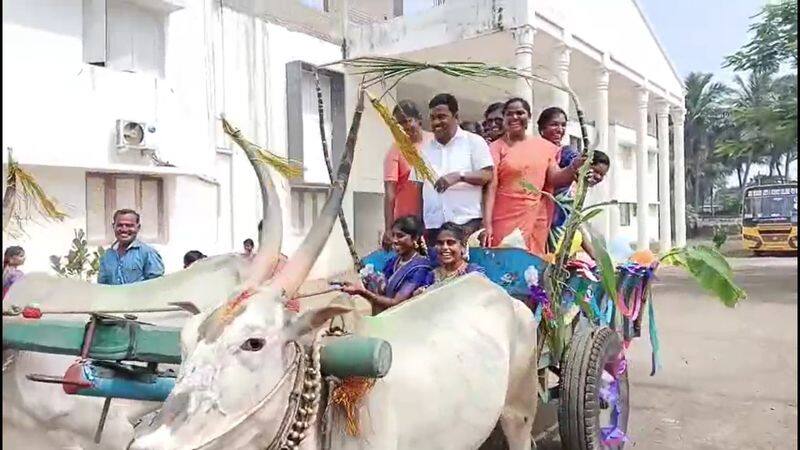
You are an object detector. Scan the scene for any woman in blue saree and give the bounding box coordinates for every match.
[338,216,431,314]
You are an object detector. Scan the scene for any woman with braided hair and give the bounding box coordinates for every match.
[337,215,432,314]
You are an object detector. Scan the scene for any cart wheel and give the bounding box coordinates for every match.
[558,327,629,450]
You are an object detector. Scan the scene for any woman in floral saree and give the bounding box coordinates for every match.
[419,222,485,291]
[338,216,431,314]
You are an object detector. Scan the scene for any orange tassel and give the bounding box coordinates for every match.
[331,377,376,437]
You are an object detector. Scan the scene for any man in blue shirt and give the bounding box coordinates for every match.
[98,209,165,285]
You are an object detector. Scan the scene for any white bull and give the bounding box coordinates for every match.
[2,266,360,450]
[2,117,301,449]
[328,274,539,450]
[130,89,539,450]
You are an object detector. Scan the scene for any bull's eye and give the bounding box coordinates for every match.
[241,338,266,352]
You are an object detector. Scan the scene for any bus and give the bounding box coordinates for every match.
[741,182,798,254]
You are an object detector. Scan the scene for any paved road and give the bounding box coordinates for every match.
[536,256,798,449]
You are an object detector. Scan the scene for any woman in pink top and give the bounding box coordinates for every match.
[383,100,432,249]
[484,98,585,256]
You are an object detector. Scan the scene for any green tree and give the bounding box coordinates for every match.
[715,72,779,194]
[724,0,798,73]
[49,229,105,281]
[723,0,797,184]
[769,73,798,177]
[683,72,731,210]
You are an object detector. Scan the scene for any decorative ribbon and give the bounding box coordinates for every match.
[648,295,661,376]
[528,285,553,322]
[599,353,629,446]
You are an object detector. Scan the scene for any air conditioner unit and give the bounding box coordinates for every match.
[116,120,157,151]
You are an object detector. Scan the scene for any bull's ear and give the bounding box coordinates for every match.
[288,305,353,336]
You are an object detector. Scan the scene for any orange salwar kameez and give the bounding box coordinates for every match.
[489,136,561,257]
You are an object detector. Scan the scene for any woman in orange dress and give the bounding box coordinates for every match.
[484,98,585,256]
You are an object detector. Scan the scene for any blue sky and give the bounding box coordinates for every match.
[637,0,797,182]
[638,0,767,83]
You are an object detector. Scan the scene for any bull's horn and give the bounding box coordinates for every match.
[221,117,283,287]
[273,88,365,297]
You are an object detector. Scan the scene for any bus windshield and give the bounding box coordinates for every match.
[743,186,798,223]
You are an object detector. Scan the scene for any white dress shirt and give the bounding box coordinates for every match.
[411,127,494,229]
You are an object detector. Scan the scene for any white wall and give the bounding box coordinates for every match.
[3,0,357,279]
[609,124,660,244]
[2,166,87,274]
[534,0,683,98]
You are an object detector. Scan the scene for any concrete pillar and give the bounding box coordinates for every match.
[608,125,620,239]
[553,44,571,116]
[656,100,672,251]
[635,87,649,250]
[671,106,687,247]
[595,67,611,240]
[513,25,536,135]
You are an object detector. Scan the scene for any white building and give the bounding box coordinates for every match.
[2,0,686,277]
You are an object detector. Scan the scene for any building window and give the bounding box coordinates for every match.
[286,61,345,232]
[299,0,330,12]
[648,152,657,174]
[289,185,327,234]
[621,146,633,170]
[86,173,166,245]
[569,135,582,152]
[619,203,632,226]
[82,0,167,77]
[286,61,345,184]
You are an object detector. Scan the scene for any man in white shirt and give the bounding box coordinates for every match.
[411,93,494,244]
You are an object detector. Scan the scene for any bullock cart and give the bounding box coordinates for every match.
[3,244,654,449]
[363,246,654,450]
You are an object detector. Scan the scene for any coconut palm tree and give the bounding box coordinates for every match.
[769,73,798,178]
[715,72,784,194]
[683,72,731,210]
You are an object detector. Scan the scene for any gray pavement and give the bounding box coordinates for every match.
[536,256,798,449]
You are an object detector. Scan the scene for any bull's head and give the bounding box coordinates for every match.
[129,90,364,450]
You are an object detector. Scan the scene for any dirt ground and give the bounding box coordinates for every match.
[535,256,798,449]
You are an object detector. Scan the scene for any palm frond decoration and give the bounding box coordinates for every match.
[3,148,67,231]
[220,117,304,179]
[366,90,438,184]
[336,57,582,104]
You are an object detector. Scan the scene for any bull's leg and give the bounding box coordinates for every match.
[501,306,539,450]
[499,403,535,450]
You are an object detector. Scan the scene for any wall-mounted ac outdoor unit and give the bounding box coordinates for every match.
[116,119,157,151]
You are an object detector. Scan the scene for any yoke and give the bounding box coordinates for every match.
[3,314,181,364]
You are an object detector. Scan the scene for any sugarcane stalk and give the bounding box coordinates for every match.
[541,89,597,362]
[314,68,362,271]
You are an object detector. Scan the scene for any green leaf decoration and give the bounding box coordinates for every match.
[660,245,745,307]
[578,208,603,225]
[587,228,619,304]
[581,200,619,213]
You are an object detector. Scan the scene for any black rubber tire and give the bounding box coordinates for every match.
[558,327,629,450]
